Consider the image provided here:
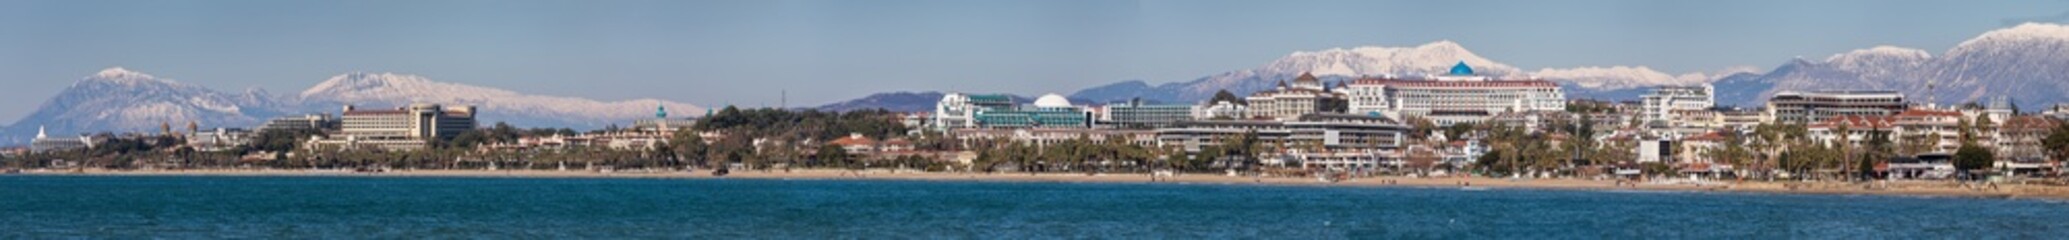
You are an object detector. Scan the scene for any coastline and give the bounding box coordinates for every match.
[15,168,2069,201]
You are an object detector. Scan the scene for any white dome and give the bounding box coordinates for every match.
[1033,93,1072,108]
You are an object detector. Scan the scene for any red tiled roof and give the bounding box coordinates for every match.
[829,135,876,146]
[1894,109,1962,117]
[1810,115,1895,129]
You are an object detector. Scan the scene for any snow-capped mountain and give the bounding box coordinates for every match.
[0,68,274,144]
[1069,41,1714,103]
[295,72,704,129]
[812,91,1090,113]
[1716,22,2069,109]
[3,69,705,145]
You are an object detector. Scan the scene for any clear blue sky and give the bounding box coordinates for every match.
[3,0,2065,122]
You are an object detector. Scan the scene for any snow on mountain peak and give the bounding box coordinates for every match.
[1270,41,1513,77]
[1945,22,2069,59]
[79,67,173,86]
[300,72,447,98]
[1530,65,1708,89]
[1825,46,1930,63]
[94,67,152,79]
[1967,22,2069,44]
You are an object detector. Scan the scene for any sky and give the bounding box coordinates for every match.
[2,0,2067,123]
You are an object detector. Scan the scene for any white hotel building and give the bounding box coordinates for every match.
[312,104,477,151]
[1345,62,1565,126]
[1639,85,1715,124]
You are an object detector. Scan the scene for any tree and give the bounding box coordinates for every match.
[2044,123,2069,165]
[816,144,852,169]
[1953,143,1995,181]
[1209,89,1246,105]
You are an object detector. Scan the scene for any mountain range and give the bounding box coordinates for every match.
[988,23,2069,111]
[812,91,1094,113]
[0,69,703,145]
[11,23,2069,145]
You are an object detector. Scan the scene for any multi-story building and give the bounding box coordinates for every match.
[972,94,1092,128]
[952,128,1157,149]
[1194,100,1248,120]
[1157,114,1406,153]
[2045,104,2069,121]
[187,128,252,152]
[1156,113,1407,170]
[1890,109,1964,154]
[932,93,1016,131]
[1807,115,1896,149]
[254,114,338,134]
[29,126,96,153]
[1640,85,1714,124]
[1766,90,1905,124]
[1245,73,1347,121]
[1099,98,1195,128]
[1345,62,1565,126]
[313,104,477,151]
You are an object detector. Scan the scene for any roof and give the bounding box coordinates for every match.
[1809,115,1895,129]
[828,135,876,147]
[1682,131,1729,142]
[1293,72,1321,85]
[1894,109,1962,117]
[343,110,409,116]
[1348,77,1558,88]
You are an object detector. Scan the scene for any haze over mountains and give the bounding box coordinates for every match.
[0,69,703,145]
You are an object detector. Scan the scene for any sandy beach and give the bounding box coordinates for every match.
[16,168,2069,200]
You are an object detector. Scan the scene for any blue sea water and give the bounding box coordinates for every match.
[1,175,2065,239]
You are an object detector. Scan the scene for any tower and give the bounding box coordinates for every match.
[656,103,668,119]
[36,125,47,139]
[187,121,199,135]
[656,103,671,134]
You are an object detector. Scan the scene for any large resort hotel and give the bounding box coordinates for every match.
[1345,62,1567,125]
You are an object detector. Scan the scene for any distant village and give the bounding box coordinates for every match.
[9,62,2069,182]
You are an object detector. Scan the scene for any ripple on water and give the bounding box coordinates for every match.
[0,175,2066,238]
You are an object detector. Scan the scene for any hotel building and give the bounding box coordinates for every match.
[1765,90,1905,124]
[1244,73,1348,121]
[28,126,96,153]
[1639,85,1715,124]
[931,93,1016,131]
[313,104,477,151]
[971,94,1093,128]
[1099,98,1196,128]
[254,114,339,133]
[1156,113,1407,169]
[1345,62,1565,126]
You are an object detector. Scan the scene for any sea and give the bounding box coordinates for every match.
[2,175,2065,239]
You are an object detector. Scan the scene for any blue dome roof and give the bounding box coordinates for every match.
[1448,61,1475,75]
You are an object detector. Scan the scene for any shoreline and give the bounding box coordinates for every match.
[14,168,2069,201]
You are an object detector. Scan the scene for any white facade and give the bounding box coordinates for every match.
[1346,78,1565,126]
[1342,62,1562,126]
[1193,100,1249,120]
[316,104,477,151]
[1766,90,1905,124]
[1244,73,1346,121]
[930,93,1014,131]
[1640,85,1714,124]
[29,126,95,153]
